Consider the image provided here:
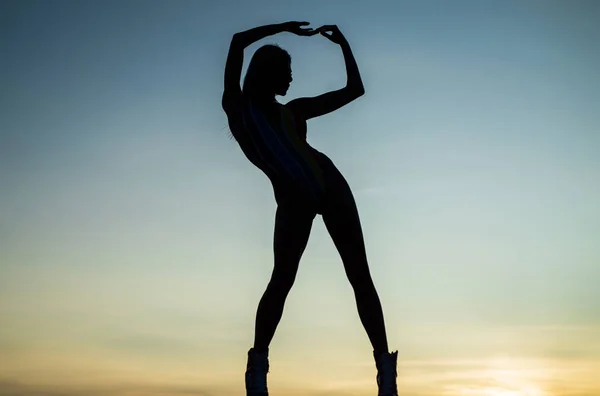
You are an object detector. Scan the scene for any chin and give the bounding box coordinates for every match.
[277,86,290,96]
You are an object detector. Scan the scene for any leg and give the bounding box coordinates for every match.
[253,204,316,352]
[320,158,389,356]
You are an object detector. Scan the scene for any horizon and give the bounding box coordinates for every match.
[1,1,599,395]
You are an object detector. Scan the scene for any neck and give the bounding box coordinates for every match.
[248,92,277,106]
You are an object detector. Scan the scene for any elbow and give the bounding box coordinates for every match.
[350,85,365,98]
[344,81,364,99]
[231,33,243,47]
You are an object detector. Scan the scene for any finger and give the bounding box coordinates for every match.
[299,28,316,35]
[320,31,333,40]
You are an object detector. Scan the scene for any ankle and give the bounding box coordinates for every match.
[252,346,269,354]
[374,349,388,358]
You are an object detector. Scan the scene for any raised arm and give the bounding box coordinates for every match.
[287,25,365,121]
[222,22,318,113]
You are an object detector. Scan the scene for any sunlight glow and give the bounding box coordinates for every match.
[444,356,549,396]
[457,388,546,396]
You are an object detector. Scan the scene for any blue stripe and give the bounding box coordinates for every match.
[241,110,282,178]
[247,105,306,181]
[249,104,321,200]
[235,100,324,202]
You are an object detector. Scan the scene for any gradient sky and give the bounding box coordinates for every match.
[1,1,599,395]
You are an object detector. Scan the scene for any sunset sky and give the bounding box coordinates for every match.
[1,1,599,395]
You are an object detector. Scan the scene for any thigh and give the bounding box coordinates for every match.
[320,156,369,270]
[272,203,316,280]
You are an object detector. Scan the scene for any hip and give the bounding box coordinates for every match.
[271,148,345,214]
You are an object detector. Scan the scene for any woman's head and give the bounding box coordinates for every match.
[243,44,292,100]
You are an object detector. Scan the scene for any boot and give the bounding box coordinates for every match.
[246,347,269,396]
[374,350,398,396]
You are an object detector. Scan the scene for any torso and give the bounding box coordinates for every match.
[225,96,326,208]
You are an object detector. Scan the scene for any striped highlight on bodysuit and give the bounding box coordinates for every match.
[236,100,326,204]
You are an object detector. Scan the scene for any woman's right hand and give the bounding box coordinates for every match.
[282,21,320,36]
[317,25,348,45]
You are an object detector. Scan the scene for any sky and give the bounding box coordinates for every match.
[1,0,599,395]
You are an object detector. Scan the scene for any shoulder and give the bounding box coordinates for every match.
[283,102,308,140]
[283,101,306,123]
[284,98,301,115]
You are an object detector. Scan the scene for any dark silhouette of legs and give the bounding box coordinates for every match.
[320,155,390,356]
[253,204,316,352]
[252,153,389,356]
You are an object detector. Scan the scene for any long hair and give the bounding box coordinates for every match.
[223,44,290,141]
[242,44,291,98]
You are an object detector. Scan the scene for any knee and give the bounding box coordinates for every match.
[347,271,375,294]
[267,272,296,295]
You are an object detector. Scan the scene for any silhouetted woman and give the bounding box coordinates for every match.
[221,21,398,396]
